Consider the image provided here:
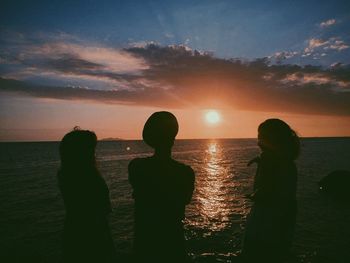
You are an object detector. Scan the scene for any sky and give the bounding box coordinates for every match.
[1,0,350,141]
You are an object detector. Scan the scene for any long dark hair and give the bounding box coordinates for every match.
[59,127,97,172]
[258,119,300,160]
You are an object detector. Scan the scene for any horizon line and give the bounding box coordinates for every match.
[1,136,350,143]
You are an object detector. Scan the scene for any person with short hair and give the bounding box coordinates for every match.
[128,112,195,263]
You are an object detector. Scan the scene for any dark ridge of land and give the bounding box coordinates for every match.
[100,137,125,141]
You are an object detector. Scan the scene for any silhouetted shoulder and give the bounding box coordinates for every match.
[173,160,195,205]
[128,157,149,171]
[128,157,194,178]
[171,159,195,179]
[128,157,195,204]
[171,159,192,170]
[128,157,148,185]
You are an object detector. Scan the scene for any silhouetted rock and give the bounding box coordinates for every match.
[319,170,350,200]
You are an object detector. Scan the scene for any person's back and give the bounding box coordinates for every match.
[242,119,300,263]
[58,167,112,221]
[57,128,116,263]
[253,151,297,207]
[128,112,195,263]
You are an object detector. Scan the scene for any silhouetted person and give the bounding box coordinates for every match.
[241,119,300,263]
[128,112,195,263]
[57,127,116,263]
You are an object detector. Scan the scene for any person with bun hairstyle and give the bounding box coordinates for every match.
[57,127,116,263]
[241,119,300,263]
[128,112,195,263]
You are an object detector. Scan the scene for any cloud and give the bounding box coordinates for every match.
[270,37,349,64]
[128,40,158,49]
[271,51,299,62]
[324,39,349,51]
[320,19,336,28]
[302,37,349,57]
[18,42,148,73]
[164,33,175,39]
[304,38,329,53]
[269,16,350,65]
[0,37,151,91]
[309,38,329,49]
[0,77,180,107]
[2,44,350,116]
[281,72,349,90]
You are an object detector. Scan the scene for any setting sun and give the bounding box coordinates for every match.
[205,110,221,124]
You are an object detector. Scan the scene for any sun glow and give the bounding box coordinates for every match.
[205,110,221,124]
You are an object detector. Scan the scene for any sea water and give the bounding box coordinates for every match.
[1,138,350,262]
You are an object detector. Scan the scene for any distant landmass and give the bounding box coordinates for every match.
[100,137,124,141]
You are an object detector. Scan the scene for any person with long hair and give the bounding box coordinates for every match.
[128,112,195,263]
[57,127,116,263]
[241,119,300,263]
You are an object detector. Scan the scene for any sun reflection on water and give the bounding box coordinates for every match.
[194,141,234,231]
[208,143,217,154]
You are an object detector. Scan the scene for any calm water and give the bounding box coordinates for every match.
[1,138,350,262]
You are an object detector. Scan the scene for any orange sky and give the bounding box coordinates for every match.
[1,94,349,141]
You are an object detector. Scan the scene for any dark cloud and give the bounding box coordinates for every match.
[0,77,186,107]
[1,44,350,116]
[45,55,103,72]
[42,54,141,83]
[125,45,350,115]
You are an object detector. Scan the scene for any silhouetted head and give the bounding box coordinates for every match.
[258,119,300,160]
[142,111,179,150]
[59,127,97,169]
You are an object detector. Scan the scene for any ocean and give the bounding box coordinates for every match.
[1,138,350,262]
